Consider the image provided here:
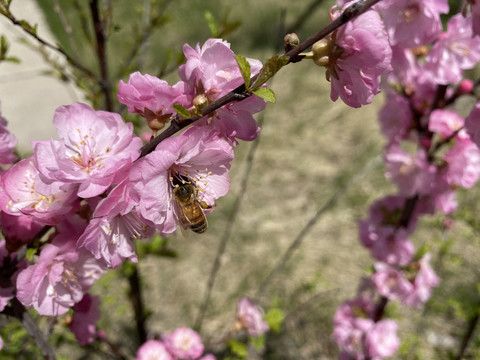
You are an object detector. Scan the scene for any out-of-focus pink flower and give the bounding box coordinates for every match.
[0,157,79,225]
[333,297,375,359]
[325,7,392,108]
[136,340,173,360]
[465,101,480,148]
[384,146,437,197]
[429,109,466,139]
[129,126,233,234]
[443,138,480,189]
[77,179,153,268]
[0,212,44,251]
[376,0,449,48]
[0,103,17,165]
[236,297,269,337]
[68,294,100,345]
[365,319,400,358]
[34,102,142,198]
[179,38,265,144]
[117,72,190,133]
[165,327,204,360]
[16,217,105,315]
[378,88,413,144]
[425,14,480,85]
[404,253,439,307]
[371,263,414,302]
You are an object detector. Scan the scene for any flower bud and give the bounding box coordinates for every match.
[284,33,300,52]
[458,79,474,95]
[312,39,331,67]
[193,94,208,107]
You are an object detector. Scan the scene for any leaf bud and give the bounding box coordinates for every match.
[312,39,331,67]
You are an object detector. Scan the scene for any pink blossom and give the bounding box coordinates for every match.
[376,0,449,48]
[443,138,480,189]
[0,157,79,225]
[179,38,265,144]
[425,14,480,85]
[68,294,100,345]
[378,89,413,144]
[365,319,400,358]
[403,253,439,307]
[465,101,480,148]
[0,212,44,250]
[327,7,392,108]
[368,227,414,266]
[0,103,17,165]
[77,179,153,268]
[371,263,414,302]
[16,217,105,315]
[236,297,269,336]
[34,102,142,198]
[333,297,375,359]
[136,340,173,360]
[165,327,204,360]
[429,109,466,139]
[117,72,189,133]
[129,126,233,234]
[384,146,437,197]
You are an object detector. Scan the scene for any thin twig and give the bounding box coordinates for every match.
[3,299,56,360]
[52,0,81,60]
[89,0,113,111]
[255,155,382,299]
[139,0,383,158]
[0,6,100,83]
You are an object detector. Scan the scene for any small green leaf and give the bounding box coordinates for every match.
[204,11,218,37]
[252,88,276,103]
[25,248,37,262]
[227,340,248,358]
[173,104,191,118]
[265,308,284,332]
[249,334,265,349]
[250,55,289,90]
[234,55,251,89]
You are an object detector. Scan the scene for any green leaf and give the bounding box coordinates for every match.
[249,334,265,349]
[227,340,248,358]
[265,308,284,332]
[204,11,218,37]
[6,56,20,63]
[173,104,191,118]
[252,88,276,103]
[25,248,37,262]
[250,55,289,91]
[234,55,251,89]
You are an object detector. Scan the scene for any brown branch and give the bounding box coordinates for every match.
[126,264,148,344]
[140,0,383,158]
[89,0,113,111]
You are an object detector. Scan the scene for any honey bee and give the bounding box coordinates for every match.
[173,182,210,233]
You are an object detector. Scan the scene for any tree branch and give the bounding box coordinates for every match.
[139,0,383,157]
[89,0,113,111]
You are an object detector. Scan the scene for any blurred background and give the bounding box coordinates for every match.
[1,0,479,359]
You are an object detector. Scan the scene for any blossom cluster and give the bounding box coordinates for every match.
[332,1,480,359]
[0,38,266,347]
[135,298,269,360]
